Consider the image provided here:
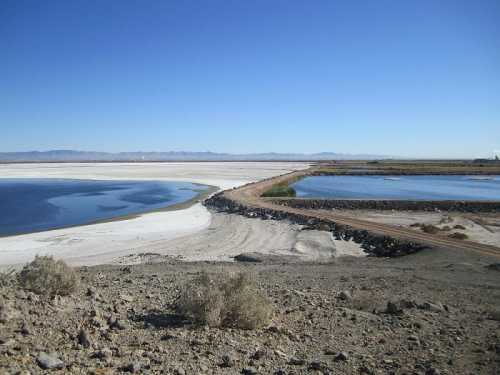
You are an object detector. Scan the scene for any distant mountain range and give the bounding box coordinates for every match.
[0,150,392,162]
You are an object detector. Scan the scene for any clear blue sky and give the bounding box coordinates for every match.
[1,0,499,158]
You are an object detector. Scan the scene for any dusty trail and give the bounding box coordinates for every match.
[224,169,500,259]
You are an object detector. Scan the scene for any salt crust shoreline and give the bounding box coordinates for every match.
[0,162,320,267]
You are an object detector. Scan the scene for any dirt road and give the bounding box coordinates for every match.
[223,169,500,259]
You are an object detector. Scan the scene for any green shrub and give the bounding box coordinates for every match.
[261,185,296,198]
[18,256,79,296]
[448,232,468,240]
[453,224,466,230]
[176,271,274,329]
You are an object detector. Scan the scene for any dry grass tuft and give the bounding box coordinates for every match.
[18,255,79,296]
[176,271,274,329]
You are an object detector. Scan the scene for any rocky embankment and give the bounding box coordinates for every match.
[204,194,427,257]
[272,199,500,213]
[1,259,500,374]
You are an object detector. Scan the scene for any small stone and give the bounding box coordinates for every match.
[308,360,324,370]
[241,367,258,375]
[488,310,500,321]
[486,263,500,271]
[110,318,128,330]
[359,365,375,375]
[123,362,141,373]
[0,337,15,347]
[93,347,112,359]
[386,301,403,315]
[426,368,441,375]
[334,352,349,361]
[220,353,236,367]
[15,290,27,299]
[20,321,32,335]
[251,348,267,360]
[37,352,64,370]
[120,294,134,302]
[420,302,444,313]
[339,291,352,301]
[174,368,186,375]
[78,329,92,348]
[289,357,306,365]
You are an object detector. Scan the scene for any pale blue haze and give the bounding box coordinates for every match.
[1,0,499,158]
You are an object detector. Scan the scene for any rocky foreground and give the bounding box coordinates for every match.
[1,247,500,375]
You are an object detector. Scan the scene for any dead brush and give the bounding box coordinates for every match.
[176,271,274,329]
[0,268,16,288]
[18,255,79,296]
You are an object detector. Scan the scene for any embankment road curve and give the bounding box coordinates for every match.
[222,169,500,259]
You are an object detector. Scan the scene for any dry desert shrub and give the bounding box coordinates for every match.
[18,255,79,296]
[176,271,273,329]
[420,224,440,234]
[0,268,15,288]
[448,232,468,240]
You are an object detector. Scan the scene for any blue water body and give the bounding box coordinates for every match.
[291,175,500,201]
[0,179,209,236]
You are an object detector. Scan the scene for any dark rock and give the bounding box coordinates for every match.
[486,263,500,271]
[309,360,326,370]
[334,351,349,361]
[78,328,92,348]
[419,302,444,312]
[20,321,32,335]
[251,348,267,360]
[220,353,237,367]
[386,301,403,315]
[123,362,141,373]
[241,367,258,375]
[289,357,306,365]
[109,317,128,330]
[425,367,441,375]
[93,347,112,359]
[234,253,264,263]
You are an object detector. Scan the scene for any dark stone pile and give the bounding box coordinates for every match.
[204,193,428,257]
[271,198,500,213]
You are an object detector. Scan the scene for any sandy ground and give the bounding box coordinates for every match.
[335,210,500,247]
[112,212,365,265]
[0,162,328,267]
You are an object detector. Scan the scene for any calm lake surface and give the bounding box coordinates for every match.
[0,179,209,236]
[291,175,500,201]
